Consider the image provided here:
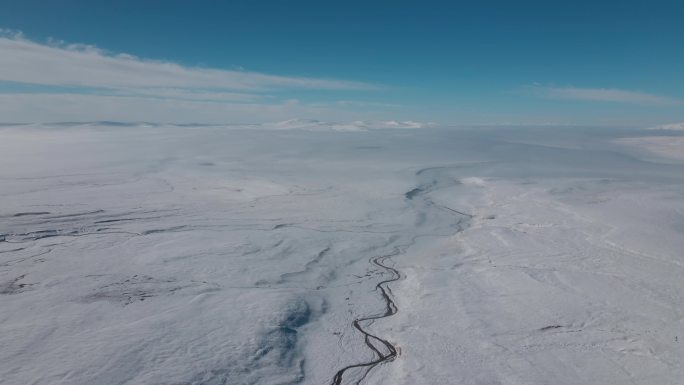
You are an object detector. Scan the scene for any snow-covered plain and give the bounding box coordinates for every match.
[1,123,684,385]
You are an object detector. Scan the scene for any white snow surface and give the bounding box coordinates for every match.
[1,124,683,385]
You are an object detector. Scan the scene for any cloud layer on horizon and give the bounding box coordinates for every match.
[0,32,374,92]
[0,31,388,123]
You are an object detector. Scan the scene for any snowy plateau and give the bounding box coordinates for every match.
[1,123,684,385]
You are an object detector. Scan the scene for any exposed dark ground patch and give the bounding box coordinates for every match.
[0,274,35,295]
[81,275,216,306]
[12,212,51,217]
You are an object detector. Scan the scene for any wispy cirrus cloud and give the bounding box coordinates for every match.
[528,85,682,106]
[0,32,375,93]
[0,30,385,122]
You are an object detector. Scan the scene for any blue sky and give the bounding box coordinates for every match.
[0,0,682,125]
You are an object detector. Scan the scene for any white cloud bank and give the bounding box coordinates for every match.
[0,33,373,92]
[264,119,432,131]
[529,86,682,106]
[647,122,684,130]
[0,93,372,124]
[0,32,389,123]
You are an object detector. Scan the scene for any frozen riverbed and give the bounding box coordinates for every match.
[1,123,683,385]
